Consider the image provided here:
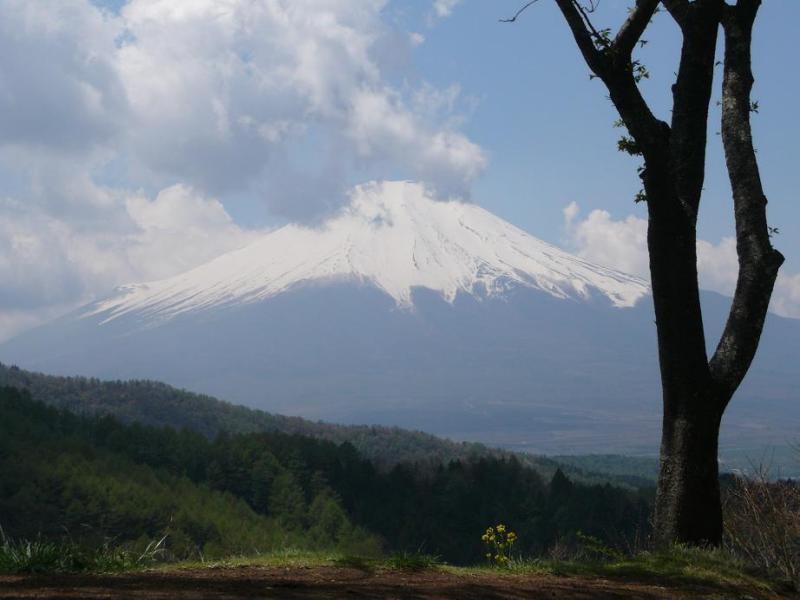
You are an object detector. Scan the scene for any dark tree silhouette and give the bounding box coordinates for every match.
[505,0,783,545]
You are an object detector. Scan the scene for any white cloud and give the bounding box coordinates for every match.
[432,0,461,19]
[562,200,579,228]
[0,0,487,339]
[0,0,486,211]
[409,32,426,47]
[563,204,800,319]
[772,273,800,319]
[0,0,126,154]
[125,184,261,280]
[696,237,739,296]
[562,204,649,277]
[0,184,260,341]
[114,0,484,210]
[348,87,486,197]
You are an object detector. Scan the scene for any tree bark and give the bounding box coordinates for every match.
[655,408,723,544]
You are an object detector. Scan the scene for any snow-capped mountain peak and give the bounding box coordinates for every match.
[88,181,649,323]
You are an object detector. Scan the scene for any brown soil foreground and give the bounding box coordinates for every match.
[0,566,794,600]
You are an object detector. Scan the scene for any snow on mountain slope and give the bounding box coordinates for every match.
[88,181,649,324]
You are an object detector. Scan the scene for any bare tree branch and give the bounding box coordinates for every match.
[572,0,609,49]
[502,0,609,51]
[552,0,670,161]
[552,0,608,75]
[501,0,668,155]
[709,0,784,403]
[499,0,540,23]
[613,0,661,57]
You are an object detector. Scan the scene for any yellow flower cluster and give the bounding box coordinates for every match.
[480,523,518,568]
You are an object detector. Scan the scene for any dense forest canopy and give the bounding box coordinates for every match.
[0,386,652,564]
[0,362,654,488]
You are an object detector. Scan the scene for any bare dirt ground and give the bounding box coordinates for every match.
[0,566,794,600]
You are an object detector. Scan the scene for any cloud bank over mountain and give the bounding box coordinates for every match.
[562,202,800,319]
[0,0,481,340]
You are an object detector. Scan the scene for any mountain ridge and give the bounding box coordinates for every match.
[85,181,649,325]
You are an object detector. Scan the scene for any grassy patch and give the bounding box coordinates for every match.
[173,550,442,574]
[0,533,165,574]
[445,546,792,597]
[142,544,796,596]
[168,548,343,571]
[331,555,378,572]
[387,551,442,572]
[169,549,443,575]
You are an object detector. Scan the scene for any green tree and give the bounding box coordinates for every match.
[268,472,307,530]
[307,492,349,548]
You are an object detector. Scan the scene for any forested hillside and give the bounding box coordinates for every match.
[551,455,659,484]
[0,363,492,468]
[0,386,379,559]
[0,386,652,564]
[0,363,652,487]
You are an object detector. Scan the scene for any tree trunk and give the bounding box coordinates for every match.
[654,403,723,545]
[646,181,724,546]
[549,0,782,547]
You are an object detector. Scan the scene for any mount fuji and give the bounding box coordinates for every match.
[87,180,649,322]
[2,181,798,457]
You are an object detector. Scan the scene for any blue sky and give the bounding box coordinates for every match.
[410,2,799,253]
[0,0,797,339]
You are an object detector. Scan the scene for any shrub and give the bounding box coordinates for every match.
[723,469,800,587]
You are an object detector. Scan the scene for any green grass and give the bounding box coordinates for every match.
[386,551,442,572]
[175,545,790,597]
[332,554,378,572]
[167,548,344,571]
[168,548,442,574]
[0,533,166,574]
[170,544,788,592]
[447,545,793,597]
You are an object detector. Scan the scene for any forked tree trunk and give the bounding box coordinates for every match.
[548,0,784,546]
